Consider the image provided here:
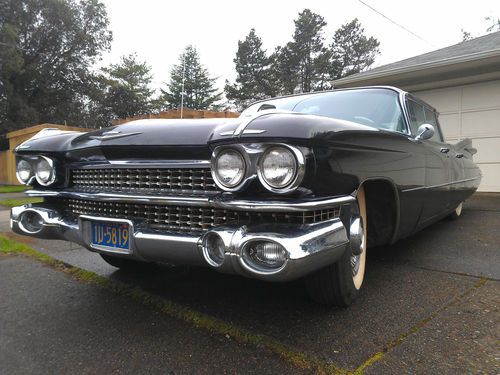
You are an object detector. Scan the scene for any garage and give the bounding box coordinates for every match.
[333,31,500,192]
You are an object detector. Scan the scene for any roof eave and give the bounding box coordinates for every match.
[333,48,500,87]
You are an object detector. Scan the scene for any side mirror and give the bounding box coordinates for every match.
[415,124,435,140]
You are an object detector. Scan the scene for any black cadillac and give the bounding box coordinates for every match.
[11,86,481,306]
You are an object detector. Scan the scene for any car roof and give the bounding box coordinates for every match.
[246,86,440,114]
[247,86,407,106]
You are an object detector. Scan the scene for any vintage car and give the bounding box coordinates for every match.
[11,86,481,306]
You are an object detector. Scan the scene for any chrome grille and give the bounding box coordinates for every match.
[64,199,340,234]
[71,168,218,192]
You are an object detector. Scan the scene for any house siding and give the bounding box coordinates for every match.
[414,80,500,192]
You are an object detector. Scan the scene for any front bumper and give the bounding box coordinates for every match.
[10,195,359,282]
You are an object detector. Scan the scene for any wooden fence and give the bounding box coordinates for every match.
[112,108,239,125]
[0,151,9,185]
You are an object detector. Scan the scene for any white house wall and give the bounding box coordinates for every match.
[414,80,500,192]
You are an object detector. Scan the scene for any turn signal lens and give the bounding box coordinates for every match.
[245,241,287,269]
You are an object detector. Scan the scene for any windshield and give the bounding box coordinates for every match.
[240,89,407,133]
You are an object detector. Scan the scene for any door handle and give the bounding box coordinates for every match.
[440,147,450,154]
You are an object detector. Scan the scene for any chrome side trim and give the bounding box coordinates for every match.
[25,189,355,211]
[402,176,481,193]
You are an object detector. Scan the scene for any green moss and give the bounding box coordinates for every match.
[0,197,43,207]
[0,185,29,193]
[353,277,488,374]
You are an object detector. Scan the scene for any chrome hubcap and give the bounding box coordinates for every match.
[351,254,361,276]
[350,217,365,277]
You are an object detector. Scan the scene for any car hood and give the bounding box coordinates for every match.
[71,118,240,147]
[16,112,377,155]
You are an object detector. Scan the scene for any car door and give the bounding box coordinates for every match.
[424,107,466,207]
[407,99,451,222]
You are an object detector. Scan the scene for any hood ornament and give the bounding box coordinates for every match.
[89,130,142,141]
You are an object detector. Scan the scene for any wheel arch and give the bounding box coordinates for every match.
[357,178,400,247]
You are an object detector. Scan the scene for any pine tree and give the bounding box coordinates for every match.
[160,46,222,110]
[0,0,112,130]
[90,54,154,124]
[330,19,380,80]
[285,9,329,93]
[225,29,275,111]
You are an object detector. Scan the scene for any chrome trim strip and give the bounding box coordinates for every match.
[107,159,211,167]
[25,189,355,211]
[211,196,355,212]
[402,176,481,192]
[220,129,266,136]
[26,189,210,206]
[242,129,266,135]
[89,131,142,141]
[233,110,288,137]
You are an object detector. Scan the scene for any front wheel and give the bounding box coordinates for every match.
[305,186,367,306]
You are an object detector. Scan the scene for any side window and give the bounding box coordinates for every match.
[407,100,426,135]
[423,107,443,142]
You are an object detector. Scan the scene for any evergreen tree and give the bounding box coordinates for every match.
[268,44,300,95]
[330,19,380,80]
[287,9,329,93]
[160,46,222,110]
[225,10,380,103]
[91,54,154,124]
[0,0,112,131]
[225,29,275,111]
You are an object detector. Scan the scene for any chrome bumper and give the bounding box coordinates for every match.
[10,195,359,282]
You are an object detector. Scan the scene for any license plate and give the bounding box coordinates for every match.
[91,221,130,252]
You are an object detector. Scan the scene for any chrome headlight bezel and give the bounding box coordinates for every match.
[211,148,247,191]
[34,155,56,186]
[257,145,305,193]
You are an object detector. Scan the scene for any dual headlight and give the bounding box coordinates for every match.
[16,156,56,186]
[212,145,304,193]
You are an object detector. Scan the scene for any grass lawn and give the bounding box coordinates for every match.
[0,197,43,207]
[0,185,28,193]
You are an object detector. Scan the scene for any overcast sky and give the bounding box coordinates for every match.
[100,0,500,93]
